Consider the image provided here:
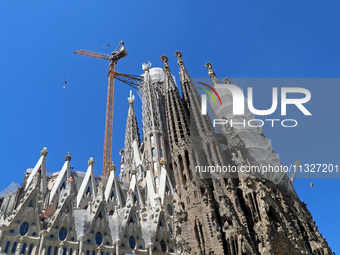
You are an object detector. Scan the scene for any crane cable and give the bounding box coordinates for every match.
[63,54,75,88]
[64,42,121,88]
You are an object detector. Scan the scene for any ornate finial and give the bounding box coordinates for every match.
[223,77,231,84]
[174,51,184,66]
[142,61,151,72]
[160,55,170,72]
[127,90,135,105]
[65,152,72,162]
[110,161,116,172]
[41,147,48,157]
[204,62,216,78]
[160,158,167,166]
[88,157,95,166]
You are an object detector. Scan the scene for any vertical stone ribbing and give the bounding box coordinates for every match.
[119,91,140,183]
[142,64,169,192]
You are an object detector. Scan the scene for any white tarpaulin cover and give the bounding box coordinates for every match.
[210,83,295,195]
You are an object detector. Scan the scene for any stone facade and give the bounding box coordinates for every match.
[0,52,333,255]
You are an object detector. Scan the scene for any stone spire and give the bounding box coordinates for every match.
[174,51,216,142]
[119,90,140,183]
[167,53,229,255]
[161,54,190,188]
[174,50,197,111]
[160,55,176,90]
[141,61,169,192]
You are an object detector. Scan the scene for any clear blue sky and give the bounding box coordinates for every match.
[0,0,339,252]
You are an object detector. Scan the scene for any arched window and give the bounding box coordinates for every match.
[129,213,137,223]
[47,246,52,255]
[109,209,114,215]
[86,251,89,255]
[95,232,103,245]
[28,244,34,254]
[152,148,156,157]
[21,243,27,254]
[4,241,10,253]
[160,240,167,252]
[86,186,91,195]
[69,248,73,255]
[63,248,67,255]
[60,182,66,190]
[11,242,17,253]
[129,236,136,249]
[167,204,173,216]
[54,247,58,255]
[20,222,29,236]
[59,227,67,241]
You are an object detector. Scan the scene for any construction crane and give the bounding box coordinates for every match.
[74,41,143,176]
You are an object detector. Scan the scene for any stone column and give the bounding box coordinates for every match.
[0,226,3,241]
[15,237,24,255]
[115,242,119,255]
[147,244,153,255]
[58,242,64,255]
[78,237,85,255]
[37,231,46,255]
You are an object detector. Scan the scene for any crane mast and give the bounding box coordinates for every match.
[103,60,116,176]
[74,41,143,176]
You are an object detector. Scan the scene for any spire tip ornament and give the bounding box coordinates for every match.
[174,51,184,66]
[160,158,167,166]
[204,62,216,78]
[88,157,95,166]
[128,90,135,105]
[41,147,48,157]
[65,152,72,162]
[142,61,151,72]
[223,77,231,84]
[160,55,170,71]
[110,161,116,172]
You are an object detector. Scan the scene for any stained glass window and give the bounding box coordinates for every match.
[129,236,136,249]
[4,241,10,253]
[47,246,52,255]
[160,240,167,252]
[20,222,29,236]
[59,227,67,241]
[95,232,103,245]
